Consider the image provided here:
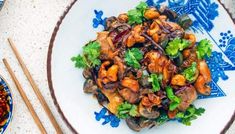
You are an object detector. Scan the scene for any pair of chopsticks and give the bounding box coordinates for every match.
[3,38,63,134]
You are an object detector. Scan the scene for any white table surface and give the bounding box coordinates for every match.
[0,0,234,134]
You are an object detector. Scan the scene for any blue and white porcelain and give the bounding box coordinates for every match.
[0,76,13,134]
[47,0,235,133]
[0,0,5,11]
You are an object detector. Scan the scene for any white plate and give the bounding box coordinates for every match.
[47,0,235,133]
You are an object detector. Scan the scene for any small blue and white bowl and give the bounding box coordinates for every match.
[0,0,5,11]
[0,76,13,134]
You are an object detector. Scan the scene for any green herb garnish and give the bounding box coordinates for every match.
[127,2,148,25]
[166,86,181,111]
[176,105,205,126]
[156,111,169,125]
[71,41,101,68]
[165,38,190,57]
[182,62,197,82]
[117,102,138,119]
[148,74,162,92]
[196,39,213,59]
[124,48,143,69]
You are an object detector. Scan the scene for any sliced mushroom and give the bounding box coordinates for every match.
[82,68,92,79]
[176,85,197,111]
[139,118,156,129]
[83,79,98,93]
[159,6,178,21]
[125,117,142,132]
[139,103,160,119]
[95,90,109,104]
[105,16,118,31]
[125,117,156,132]
[103,82,119,92]
[139,75,151,88]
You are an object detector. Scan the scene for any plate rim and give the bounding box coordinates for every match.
[46,1,235,134]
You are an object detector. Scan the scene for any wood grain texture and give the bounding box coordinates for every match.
[3,58,47,134]
[7,38,63,134]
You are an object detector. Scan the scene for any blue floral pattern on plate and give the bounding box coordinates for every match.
[0,76,13,134]
[93,10,107,28]
[91,0,235,128]
[95,108,120,127]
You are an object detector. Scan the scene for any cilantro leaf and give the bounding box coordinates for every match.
[136,1,148,13]
[166,86,181,111]
[182,62,197,82]
[128,9,143,25]
[127,2,148,25]
[176,105,205,126]
[71,41,101,68]
[165,38,190,57]
[196,39,212,59]
[117,102,138,119]
[148,74,162,92]
[124,48,143,69]
[71,55,88,68]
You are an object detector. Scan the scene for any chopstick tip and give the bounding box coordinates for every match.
[2,58,7,65]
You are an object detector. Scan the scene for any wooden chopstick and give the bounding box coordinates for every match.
[3,58,47,134]
[7,38,63,134]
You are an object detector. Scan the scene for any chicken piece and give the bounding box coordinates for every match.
[101,89,123,114]
[184,33,196,48]
[107,65,119,82]
[144,51,168,73]
[114,56,126,80]
[195,60,212,95]
[147,20,160,36]
[118,13,128,23]
[98,61,110,80]
[176,85,197,111]
[121,77,140,92]
[98,61,119,90]
[148,93,161,105]
[119,88,139,104]
[182,48,197,68]
[97,32,117,59]
[198,60,212,82]
[126,25,145,47]
[144,8,160,20]
[141,96,152,107]
[171,74,186,86]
